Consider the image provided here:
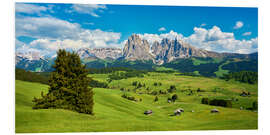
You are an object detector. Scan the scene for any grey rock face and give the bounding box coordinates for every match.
[151,38,221,64]
[121,34,229,64]
[123,34,154,61]
[77,48,122,60]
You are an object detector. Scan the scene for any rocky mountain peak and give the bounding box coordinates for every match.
[123,34,154,61]
[16,52,44,61]
[122,35,226,64]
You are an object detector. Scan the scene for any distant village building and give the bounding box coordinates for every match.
[144,110,153,115]
[174,108,184,116]
[211,109,219,113]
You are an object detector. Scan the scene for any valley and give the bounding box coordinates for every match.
[16,71,258,132]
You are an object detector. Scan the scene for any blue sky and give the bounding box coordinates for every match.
[15,3,258,56]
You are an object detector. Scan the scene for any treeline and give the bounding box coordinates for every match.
[201,98,232,108]
[89,79,108,88]
[16,68,109,88]
[221,71,258,84]
[108,70,147,82]
[176,72,200,77]
[15,68,49,85]
[88,66,177,74]
[163,58,220,77]
[85,60,155,70]
[222,60,258,72]
[88,67,135,74]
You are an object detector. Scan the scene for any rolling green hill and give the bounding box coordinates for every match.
[84,56,258,77]
[16,71,258,133]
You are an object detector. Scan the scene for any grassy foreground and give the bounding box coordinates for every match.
[16,75,257,133]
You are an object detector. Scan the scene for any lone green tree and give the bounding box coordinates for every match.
[32,49,94,114]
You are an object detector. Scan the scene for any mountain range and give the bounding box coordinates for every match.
[15,34,258,75]
[122,34,254,65]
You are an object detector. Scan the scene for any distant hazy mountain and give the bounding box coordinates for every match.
[15,52,53,72]
[77,48,122,60]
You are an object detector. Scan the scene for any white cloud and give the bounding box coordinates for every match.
[158,27,166,32]
[15,3,47,14]
[84,22,94,25]
[15,14,257,56]
[242,32,252,36]
[16,16,121,56]
[139,30,184,45]
[71,4,107,17]
[184,26,257,54]
[15,39,26,49]
[234,21,244,29]
[200,23,206,27]
[16,17,81,39]
[139,26,257,54]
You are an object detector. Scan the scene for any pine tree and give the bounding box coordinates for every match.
[32,49,94,114]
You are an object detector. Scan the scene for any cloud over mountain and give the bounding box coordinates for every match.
[185,26,257,54]
[15,16,121,56]
[139,26,257,54]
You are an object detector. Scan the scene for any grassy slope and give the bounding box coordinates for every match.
[16,74,258,133]
[192,58,223,66]
[214,60,230,77]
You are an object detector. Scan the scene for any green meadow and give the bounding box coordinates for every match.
[16,72,257,133]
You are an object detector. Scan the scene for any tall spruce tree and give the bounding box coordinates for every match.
[32,49,94,114]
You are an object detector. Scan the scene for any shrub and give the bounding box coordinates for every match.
[151,91,158,95]
[252,101,258,110]
[201,98,209,104]
[132,81,138,86]
[121,94,137,102]
[154,96,158,102]
[197,88,205,92]
[137,82,143,88]
[170,85,176,90]
[171,94,178,102]
[168,85,176,93]
[159,90,167,94]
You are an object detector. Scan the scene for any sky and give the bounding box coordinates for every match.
[15,3,258,57]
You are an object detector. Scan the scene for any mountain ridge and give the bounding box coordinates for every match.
[15,34,258,73]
